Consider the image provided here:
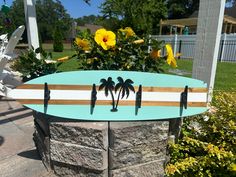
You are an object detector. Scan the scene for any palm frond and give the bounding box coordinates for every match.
[115,83,122,92]
[128,84,135,93]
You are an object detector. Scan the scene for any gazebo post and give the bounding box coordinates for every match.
[192,0,225,101]
[224,22,228,33]
[23,0,40,52]
[229,23,233,33]
[159,19,163,35]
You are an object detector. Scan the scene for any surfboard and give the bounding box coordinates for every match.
[7,70,208,121]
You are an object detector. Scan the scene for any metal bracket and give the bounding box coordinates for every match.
[90,84,97,115]
[180,85,188,116]
[44,82,50,113]
[135,85,142,115]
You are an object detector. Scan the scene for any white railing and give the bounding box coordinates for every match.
[151,34,236,62]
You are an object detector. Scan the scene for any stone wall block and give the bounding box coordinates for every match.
[109,121,169,149]
[33,130,51,170]
[50,122,108,150]
[50,139,108,171]
[109,140,167,169]
[52,161,108,177]
[33,111,50,136]
[110,159,165,177]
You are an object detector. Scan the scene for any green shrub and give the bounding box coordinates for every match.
[53,27,64,52]
[165,92,236,177]
[11,48,58,81]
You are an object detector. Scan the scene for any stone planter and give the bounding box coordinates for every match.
[33,111,175,177]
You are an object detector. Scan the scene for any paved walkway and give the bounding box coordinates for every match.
[0,98,55,177]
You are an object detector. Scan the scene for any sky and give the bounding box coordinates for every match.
[1,0,105,18]
[1,0,233,18]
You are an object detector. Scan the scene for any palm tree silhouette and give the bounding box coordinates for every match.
[99,77,117,112]
[115,77,135,110]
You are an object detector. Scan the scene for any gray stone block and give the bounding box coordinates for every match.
[33,127,50,153]
[110,159,165,177]
[33,130,51,170]
[50,139,108,171]
[33,111,50,136]
[50,122,108,150]
[109,121,169,149]
[109,140,167,169]
[52,161,108,177]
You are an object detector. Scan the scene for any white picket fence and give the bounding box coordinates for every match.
[151,34,236,62]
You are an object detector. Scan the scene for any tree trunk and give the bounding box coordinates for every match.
[109,89,117,112]
[115,89,122,109]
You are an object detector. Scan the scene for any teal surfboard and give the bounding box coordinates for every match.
[8,70,208,121]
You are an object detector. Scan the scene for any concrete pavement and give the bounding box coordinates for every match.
[0,98,55,177]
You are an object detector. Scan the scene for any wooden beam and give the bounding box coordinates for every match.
[180,27,183,35]
[161,18,198,26]
[229,23,233,33]
[159,19,163,35]
[224,22,228,33]
[192,0,225,101]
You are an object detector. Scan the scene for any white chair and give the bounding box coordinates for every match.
[0,33,8,54]
[1,25,25,60]
[0,25,25,96]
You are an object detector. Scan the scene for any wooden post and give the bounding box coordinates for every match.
[224,22,228,33]
[173,34,178,56]
[192,0,225,101]
[170,26,172,35]
[180,27,183,35]
[24,0,40,51]
[159,19,163,35]
[229,23,233,34]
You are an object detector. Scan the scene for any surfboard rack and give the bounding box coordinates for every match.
[180,85,188,116]
[90,84,97,115]
[135,85,142,115]
[44,82,50,113]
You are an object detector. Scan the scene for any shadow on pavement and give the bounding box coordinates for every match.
[0,136,4,146]
[0,111,33,125]
[0,107,28,117]
[17,149,41,160]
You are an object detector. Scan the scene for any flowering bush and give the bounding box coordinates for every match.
[165,92,236,177]
[74,27,177,72]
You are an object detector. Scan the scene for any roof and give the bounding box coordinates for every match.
[161,5,236,27]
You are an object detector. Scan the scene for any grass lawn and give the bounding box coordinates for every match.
[174,59,236,91]
[43,44,236,91]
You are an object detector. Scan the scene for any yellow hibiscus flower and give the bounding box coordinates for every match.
[120,27,135,38]
[94,28,116,50]
[133,39,144,44]
[75,38,90,51]
[165,44,177,68]
[57,56,69,62]
[150,49,161,59]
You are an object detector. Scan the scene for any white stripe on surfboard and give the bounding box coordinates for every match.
[17,84,208,93]
[8,89,207,102]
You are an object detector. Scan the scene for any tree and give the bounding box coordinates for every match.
[35,0,72,42]
[53,26,64,52]
[75,15,102,26]
[115,77,135,110]
[100,0,168,34]
[4,0,72,42]
[167,0,199,19]
[2,0,26,41]
[99,77,116,112]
